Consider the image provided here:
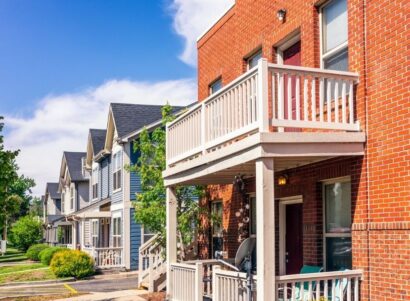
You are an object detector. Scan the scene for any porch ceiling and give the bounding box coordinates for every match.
[163,132,365,186]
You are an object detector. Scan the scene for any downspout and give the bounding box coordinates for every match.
[362,0,371,297]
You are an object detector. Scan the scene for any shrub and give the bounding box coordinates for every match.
[50,250,95,279]
[39,246,66,265]
[10,216,43,251]
[26,244,49,261]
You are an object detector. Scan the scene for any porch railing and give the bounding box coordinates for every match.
[138,235,166,291]
[169,262,203,301]
[169,263,363,301]
[166,60,360,166]
[212,267,257,301]
[93,247,123,268]
[276,269,363,301]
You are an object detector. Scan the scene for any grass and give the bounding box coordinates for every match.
[0,267,56,284]
[0,263,46,274]
[0,247,28,263]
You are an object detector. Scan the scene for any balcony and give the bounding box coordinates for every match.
[164,59,365,186]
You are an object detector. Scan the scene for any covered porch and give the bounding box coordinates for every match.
[163,60,365,300]
[70,203,124,269]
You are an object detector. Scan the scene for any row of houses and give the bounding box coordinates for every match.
[42,0,408,299]
[42,103,182,271]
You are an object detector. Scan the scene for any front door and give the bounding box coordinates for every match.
[283,41,302,132]
[285,203,303,274]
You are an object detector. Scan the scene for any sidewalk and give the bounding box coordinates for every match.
[54,289,147,301]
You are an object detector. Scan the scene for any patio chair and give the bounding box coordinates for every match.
[278,265,323,301]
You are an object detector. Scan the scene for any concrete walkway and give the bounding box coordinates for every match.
[54,289,147,301]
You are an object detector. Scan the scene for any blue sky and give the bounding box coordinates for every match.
[0,0,195,115]
[1,0,234,195]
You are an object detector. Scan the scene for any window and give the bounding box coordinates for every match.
[112,217,122,247]
[247,49,262,70]
[211,201,223,258]
[70,187,74,210]
[209,78,222,95]
[92,167,99,200]
[61,193,65,213]
[321,0,348,71]
[92,220,99,247]
[112,152,122,191]
[323,179,352,271]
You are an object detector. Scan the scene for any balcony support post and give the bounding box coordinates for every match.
[256,158,275,301]
[166,186,178,299]
[257,59,269,132]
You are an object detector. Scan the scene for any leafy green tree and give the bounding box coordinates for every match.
[10,215,43,251]
[129,104,205,259]
[0,117,36,241]
[29,196,43,217]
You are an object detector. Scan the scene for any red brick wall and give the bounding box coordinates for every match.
[196,0,410,300]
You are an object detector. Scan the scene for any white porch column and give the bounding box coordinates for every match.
[166,186,177,298]
[256,158,275,301]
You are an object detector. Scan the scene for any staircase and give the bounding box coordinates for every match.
[138,234,167,292]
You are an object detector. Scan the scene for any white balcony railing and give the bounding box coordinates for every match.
[93,247,123,268]
[169,262,363,301]
[276,269,363,301]
[166,60,360,166]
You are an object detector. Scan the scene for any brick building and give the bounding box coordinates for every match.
[163,0,409,300]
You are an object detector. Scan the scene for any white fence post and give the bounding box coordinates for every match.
[257,59,269,132]
[195,262,203,301]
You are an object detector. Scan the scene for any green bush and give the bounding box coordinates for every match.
[39,246,66,265]
[50,250,95,279]
[26,244,49,261]
[10,216,43,251]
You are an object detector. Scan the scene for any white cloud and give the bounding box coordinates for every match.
[169,0,235,66]
[4,79,196,196]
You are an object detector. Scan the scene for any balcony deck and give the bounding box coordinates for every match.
[164,60,365,186]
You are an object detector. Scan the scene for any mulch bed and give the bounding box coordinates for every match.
[140,292,166,301]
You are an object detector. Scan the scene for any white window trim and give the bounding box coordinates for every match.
[246,48,263,70]
[321,176,352,271]
[112,216,122,248]
[209,77,222,95]
[276,32,301,65]
[319,0,349,69]
[278,195,303,275]
[112,151,122,193]
[70,186,75,210]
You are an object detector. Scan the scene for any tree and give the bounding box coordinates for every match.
[9,215,43,251]
[0,117,36,241]
[29,196,44,217]
[129,104,205,259]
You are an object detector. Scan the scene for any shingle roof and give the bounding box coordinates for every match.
[64,151,87,182]
[89,129,106,155]
[46,183,60,200]
[110,103,184,138]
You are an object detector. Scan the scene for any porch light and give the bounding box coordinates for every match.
[277,9,286,22]
[278,175,288,186]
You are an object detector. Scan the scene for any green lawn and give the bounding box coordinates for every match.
[0,263,45,274]
[0,262,58,284]
[0,247,28,263]
[0,268,56,284]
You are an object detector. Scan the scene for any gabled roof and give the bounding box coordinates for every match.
[110,103,184,138]
[45,182,60,200]
[63,151,87,182]
[89,129,106,156]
